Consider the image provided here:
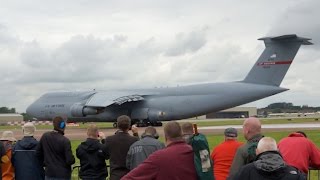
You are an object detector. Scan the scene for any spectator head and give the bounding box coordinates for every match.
[242,117,261,140]
[23,122,36,137]
[181,122,193,135]
[296,131,307,138]
[0,131,16,142]
[164,121,182,144]
[143,126,159,139]
[117,115,131,132]
[256,137,277,155]
[224,127,238,140]
[87,124,99,139]
[53,116,66,133]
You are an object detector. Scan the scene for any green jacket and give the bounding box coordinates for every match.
[228,134,263,179]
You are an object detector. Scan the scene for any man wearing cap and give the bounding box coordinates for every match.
[211,127,243,180]
[12,122,45,180]
[126,126,165,170]
[0,130,16,180]
[36,116,75,180]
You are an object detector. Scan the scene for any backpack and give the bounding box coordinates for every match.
[246,141,258,164]
[246,135,264,164]
[190,134,214,180]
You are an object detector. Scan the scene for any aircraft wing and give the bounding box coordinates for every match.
[85,90,157,107]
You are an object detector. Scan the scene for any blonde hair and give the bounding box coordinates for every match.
[87,124,99,137]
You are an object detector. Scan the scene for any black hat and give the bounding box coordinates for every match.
[224,127,238,137]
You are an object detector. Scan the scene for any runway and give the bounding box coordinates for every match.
[4,123,320,140]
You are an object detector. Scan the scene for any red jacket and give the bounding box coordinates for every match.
[278,132,320,174]
[121,140,197,180]
[211,139,243,180]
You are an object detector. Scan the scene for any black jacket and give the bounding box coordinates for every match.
[36,131,75,179]
[105,131,138,180]
[233,151,305,180]
[76,138,109,179]
[12,136,45,180]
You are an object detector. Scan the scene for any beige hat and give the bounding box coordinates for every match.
[0,131,16,142]
[23,122,36,136]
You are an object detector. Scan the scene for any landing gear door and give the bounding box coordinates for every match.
[131,108,149,120]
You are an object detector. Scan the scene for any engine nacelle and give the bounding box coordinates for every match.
[148,109,166,122]
[70,104,98,117]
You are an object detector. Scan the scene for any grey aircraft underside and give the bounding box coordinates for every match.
[26,34,312,127]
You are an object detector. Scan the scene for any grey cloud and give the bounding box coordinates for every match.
[269,0,320,49]
[0,25,19,47]
[165,28,208,56]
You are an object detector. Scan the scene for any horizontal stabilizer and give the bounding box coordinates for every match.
[243,34,312,86]
[259,34,313,45]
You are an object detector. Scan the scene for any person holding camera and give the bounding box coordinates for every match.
[126,126,165,170]
[76,124,109,180]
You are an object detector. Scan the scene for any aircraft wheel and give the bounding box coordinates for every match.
[113,122,118,128]
[150,121,162,127]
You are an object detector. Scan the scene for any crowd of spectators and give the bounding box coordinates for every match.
[0,115,319,180]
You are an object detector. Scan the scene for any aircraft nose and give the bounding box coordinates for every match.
[26,104,35,116]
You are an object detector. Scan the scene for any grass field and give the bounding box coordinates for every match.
[70,130,320,180]
[1,117,319,130]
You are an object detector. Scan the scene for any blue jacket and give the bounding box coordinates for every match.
[12,136,45,180]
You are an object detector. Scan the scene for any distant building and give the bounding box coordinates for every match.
[0,114,23,125]
[206,107,257,119]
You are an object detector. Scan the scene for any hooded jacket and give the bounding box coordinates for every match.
[233,151,305,180]
[228,133,263,179]
[12,136,45,180]
[76,138,109,179]
[278,132,320,174]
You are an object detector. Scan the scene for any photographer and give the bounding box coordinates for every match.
[126,127,165,170]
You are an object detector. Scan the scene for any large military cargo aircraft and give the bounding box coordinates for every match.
[26,34,312,127]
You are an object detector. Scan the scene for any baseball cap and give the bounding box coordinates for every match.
[224,127,238,137]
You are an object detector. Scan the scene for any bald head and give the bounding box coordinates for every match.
[164,121,182,141]
[256,137,277,155]
[243,117,261,140]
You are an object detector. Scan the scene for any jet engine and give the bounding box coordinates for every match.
[70,104,98,117]
[147,109,166,122]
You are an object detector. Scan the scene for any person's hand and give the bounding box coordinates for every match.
[98,131,106,140]
[131,125,138,134]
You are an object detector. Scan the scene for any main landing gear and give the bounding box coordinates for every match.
[113,119,163,128]
[135,120,163,127]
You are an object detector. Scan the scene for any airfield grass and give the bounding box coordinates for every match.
[1,117,319,130]
[70,130,320,180]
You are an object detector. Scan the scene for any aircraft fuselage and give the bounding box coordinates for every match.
[26,82,287,122]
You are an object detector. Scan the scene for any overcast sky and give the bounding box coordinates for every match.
[1,0,320,112]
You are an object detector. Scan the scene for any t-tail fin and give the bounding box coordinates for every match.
[243,34,312,86]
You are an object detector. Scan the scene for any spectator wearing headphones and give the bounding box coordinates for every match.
[36,116,75,180]
[126,126,165,170]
